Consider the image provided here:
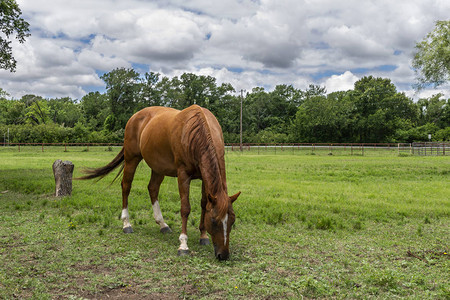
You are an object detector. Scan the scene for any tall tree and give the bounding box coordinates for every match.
[140,71,163,108]
[417,94,449,128]
[351,76,417,142]
[21,95,50,125]
[412,20,450,90]
[291,92,352,143]
[47,97,82,127]
[0,0,30,72]
[101,68,141,130]
[80,91,109,130]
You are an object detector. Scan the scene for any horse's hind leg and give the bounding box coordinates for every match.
[121,157,141,233]
[148,171,171,233]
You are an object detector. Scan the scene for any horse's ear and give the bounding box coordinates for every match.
[230,191,241,203]
[208,193,217,205]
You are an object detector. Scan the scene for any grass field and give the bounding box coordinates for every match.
[0,146,449,299]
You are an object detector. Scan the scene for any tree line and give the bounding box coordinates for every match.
[0,68,449,144]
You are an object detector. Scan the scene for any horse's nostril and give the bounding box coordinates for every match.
[216,252,229,261]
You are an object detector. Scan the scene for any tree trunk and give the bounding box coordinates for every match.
[52,160,74,197]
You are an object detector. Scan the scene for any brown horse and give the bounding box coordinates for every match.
[79,105,240,260]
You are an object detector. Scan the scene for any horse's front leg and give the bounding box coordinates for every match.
[177,169,191,256]
[199,181,210,245]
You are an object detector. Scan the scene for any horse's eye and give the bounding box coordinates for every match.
[211,217,216,225]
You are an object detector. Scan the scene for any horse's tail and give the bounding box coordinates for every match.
[77,147,125,182]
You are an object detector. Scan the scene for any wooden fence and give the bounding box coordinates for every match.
[1,142,448,156]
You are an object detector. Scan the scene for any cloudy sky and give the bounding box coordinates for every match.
[1,0,449,100]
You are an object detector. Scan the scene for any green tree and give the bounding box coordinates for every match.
[0,98,26,124]
[139,71,163,108]
[21,95,51,125]
[101,68,142,130]
[47,97,82,127]
[291,92,352,142]
[350,76,412,142]
[417,94,449,128]
[412,20,450,90]
[165,73,230,109]
[80,91,110,130]
[245,87,270,133]
[0,0,30,72]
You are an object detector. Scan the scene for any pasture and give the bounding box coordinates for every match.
[0,147,449,299]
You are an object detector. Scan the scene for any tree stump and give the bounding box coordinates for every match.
[52,160,74,197]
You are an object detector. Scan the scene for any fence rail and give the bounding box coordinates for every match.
[1,142,449,156]
[0,142,123,152]
[227,142,449,156]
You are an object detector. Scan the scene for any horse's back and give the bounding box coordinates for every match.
[125,105,224,177]
[123,107,175,159]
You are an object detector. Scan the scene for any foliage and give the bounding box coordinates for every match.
[1,69,449,143]
[101,68,142,131]
[412,20,450,90]
[0,0,30,72]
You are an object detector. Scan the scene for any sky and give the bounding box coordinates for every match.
[1,0,449,100]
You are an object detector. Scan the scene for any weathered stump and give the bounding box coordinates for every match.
[52,160,74,197]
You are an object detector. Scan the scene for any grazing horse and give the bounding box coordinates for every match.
[79,105,240,260]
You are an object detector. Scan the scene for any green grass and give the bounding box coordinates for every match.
[0,147,449,299]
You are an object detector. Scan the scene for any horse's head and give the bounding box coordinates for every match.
[204,191,240,260]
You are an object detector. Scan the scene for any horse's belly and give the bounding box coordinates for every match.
[140,117,178,177]
[143,153,178,177]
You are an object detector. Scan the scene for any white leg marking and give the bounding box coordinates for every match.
[179,233,189,250]
[121,208,131,228]
[222,214,228,246]
[152,200,169,229]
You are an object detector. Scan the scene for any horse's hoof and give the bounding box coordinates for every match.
[199,238,210,245]
[160,226,172,234]
[123,226,133,233]
[177,249,190,256]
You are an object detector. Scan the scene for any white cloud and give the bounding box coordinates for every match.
[1,0,447,99]
[323,71,359,93]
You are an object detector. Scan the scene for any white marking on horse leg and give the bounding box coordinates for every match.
[178,233,189,251]
[222,214,228,246]
[121,208,131,228]
[152,200,169,229]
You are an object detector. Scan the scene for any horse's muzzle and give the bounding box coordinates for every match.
[214,244,229,260]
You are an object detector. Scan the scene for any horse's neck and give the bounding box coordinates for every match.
[200,156,226,195]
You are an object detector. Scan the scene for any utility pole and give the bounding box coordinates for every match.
[240,89,245,152]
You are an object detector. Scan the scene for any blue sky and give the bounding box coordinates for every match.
[1,0,449,100]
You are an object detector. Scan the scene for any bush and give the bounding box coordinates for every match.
[0,124,123,144]
[433,127,450,141]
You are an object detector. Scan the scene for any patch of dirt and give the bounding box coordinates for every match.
[78,284,192,300]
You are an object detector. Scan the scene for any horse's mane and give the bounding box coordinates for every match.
[182,107,228,219]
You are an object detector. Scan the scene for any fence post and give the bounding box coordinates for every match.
[18,144,20,152]
[42,143,44,152]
